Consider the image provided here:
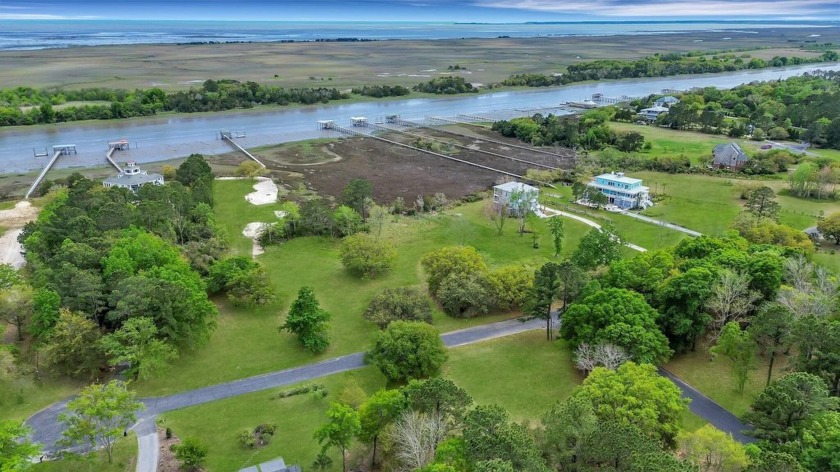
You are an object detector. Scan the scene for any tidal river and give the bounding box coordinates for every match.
[1,62,838,174]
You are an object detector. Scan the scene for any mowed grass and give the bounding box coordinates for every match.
[610,123,763,165]
[0,377,84,423]
[665,348,789,417]
[134,179,594,396]
[159,332,581,472]
[31,433,137,472]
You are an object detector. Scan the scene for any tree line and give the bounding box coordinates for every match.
[501,49,838,87]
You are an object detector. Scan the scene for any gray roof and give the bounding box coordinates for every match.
[103,172,163,187]
[655,96,680,105]
[713,142,749,167]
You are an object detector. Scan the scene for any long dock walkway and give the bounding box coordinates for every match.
[222,135,266,168]
[105,147,123,173]
[25,150,61,199]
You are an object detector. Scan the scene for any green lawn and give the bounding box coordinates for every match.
[159,331,580,471]
[0,376,84,423]
[31,433,137,472]
[135,180,594,396]
[665,348,789,417]
[609,123,763,165]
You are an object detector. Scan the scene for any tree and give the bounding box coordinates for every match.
[572,362,689,446]
[420,246,487,296]
[488,264,534,311]
[797,411,840,472]
[29,288,61,340]
[577,420,660,471]
[339,233,397,278]
[0,284,33,341]
[656,267,715,352]
[560,288,672,365]
[332,205,365,237]
[677,424,749,472]
[791,317,840,396]
[364,287,432,329]
[524,262,559,340]
[745,372,837,444]
[314,402,361,472]
[59,380,144,464]
[484,199,508,236]
[574,342,630,374]
[462,405,546,472]
[280,286,331,354]
[0,420,40,472]
[367,321,448,382]
[817,211,840,244]
[546,217,564,257]
[571,224,622,270]
[391,410,440,471]
[358,389,408,469]
[99,317,178,380]
[342,178,373,221]
[40,309,104,379]
[705,269,761,342]
[711,322,758,393]
[749,303,794,387]
[437,272,497,318]
[0,264,20,289]
[207,257,274,306]
[555,259,588,312]
[173,437,208,472]
[175,153,213,187]
[540,396,597,471]
[403,377,473,431]
[745,186,781,221]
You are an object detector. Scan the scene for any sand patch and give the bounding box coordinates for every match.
[0,201,39,269]
[242,222,275,257]
[0,229,24,269]
[245,177,278,205]
[0,201,38,228]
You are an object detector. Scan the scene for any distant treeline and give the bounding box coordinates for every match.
[501,50,839,87]
[0,79,349,126]
[351,85,411,98]
[176,38,381,45]
[413,76,478,94]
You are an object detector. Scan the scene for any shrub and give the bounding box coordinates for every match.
[339,233,397,278]
[165,427,172,439]
[437,272,497,318]
[367,321,448,382]
[235,161,266,178]
[420,246,488,296]
[364,287,433,328]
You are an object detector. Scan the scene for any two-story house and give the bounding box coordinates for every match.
[586,172,652,210]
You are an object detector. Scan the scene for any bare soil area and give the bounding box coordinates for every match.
[0,201,40,268]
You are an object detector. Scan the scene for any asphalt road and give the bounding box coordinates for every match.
[26,313,754,472]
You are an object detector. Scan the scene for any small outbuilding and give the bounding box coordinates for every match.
[712,142,749,169]
[102,161,164,192]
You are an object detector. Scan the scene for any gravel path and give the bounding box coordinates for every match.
[540,206,648,252]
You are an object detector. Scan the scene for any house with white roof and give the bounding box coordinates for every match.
[654,96,680,107]
[586,172,652,210]
[102,161,164,192]
[493,181,540,216]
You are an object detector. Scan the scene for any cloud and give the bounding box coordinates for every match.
[473,0,838,17]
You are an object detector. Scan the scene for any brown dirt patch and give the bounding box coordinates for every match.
[158,427,198,472]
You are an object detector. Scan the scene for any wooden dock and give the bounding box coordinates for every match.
[221,132,266,168]
[25,150,62,199]
[105,147,124,173]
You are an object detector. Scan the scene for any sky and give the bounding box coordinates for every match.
[0,0,838,22]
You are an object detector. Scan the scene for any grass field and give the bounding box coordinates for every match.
[30,433,137,472]
[134,179,594,396]
[159,331,583,471]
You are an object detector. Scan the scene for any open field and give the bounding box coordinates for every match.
[1,29,836,91]
[133,179,594,396]
[159,331,583,471]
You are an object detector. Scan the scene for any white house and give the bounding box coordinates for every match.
[639,105,670,122]
[586,172,652,210]
[493,181,540,215]
[102,161,164,192]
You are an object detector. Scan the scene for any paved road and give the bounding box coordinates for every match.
[659,368,754,443]
[540,206,648,252]
[28,313,754,472]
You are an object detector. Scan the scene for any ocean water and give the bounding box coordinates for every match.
[0,20,833,50]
